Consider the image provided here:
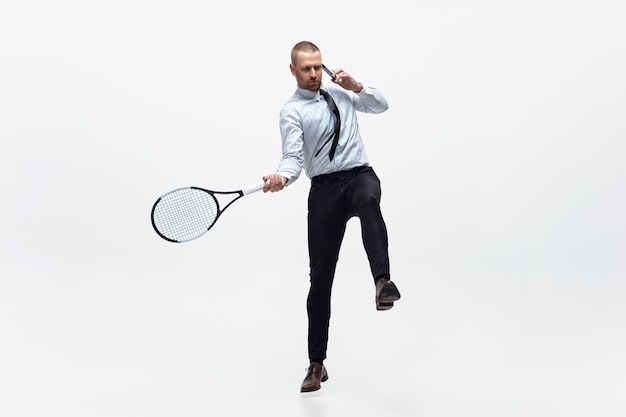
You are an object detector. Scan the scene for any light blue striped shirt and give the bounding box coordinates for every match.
[276,83,389,183]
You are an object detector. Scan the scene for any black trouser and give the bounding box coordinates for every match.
[307,165,390,363]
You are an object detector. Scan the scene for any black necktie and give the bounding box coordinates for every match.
[317,89,341,161]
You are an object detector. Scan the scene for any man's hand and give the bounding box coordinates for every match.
[263,174,288,193]
[329,68,363,93]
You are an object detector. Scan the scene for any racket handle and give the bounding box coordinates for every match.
[242,182,266,195]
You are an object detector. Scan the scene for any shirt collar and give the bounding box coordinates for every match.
[296,86,327,100]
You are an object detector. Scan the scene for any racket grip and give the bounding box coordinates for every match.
[242,182,265,195]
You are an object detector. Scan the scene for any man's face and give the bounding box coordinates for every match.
[290,51,323,92]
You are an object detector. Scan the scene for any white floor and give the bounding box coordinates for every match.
[2,244,624,417]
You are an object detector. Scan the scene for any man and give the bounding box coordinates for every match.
[263,41,401,393]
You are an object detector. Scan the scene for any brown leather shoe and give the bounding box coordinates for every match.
[300,362,328,392]
[375,278,401,311]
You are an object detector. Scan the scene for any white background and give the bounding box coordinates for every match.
[1,1,625,416]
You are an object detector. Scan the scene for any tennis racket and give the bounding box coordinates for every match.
[151,182,265,243]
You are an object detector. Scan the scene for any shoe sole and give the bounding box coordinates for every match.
[376,301,394,311]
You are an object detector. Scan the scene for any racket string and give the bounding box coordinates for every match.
[152,188,219,242]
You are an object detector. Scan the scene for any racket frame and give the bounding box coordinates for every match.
[151,182,265,243]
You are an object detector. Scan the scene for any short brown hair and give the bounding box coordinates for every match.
[291,41,320,65]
